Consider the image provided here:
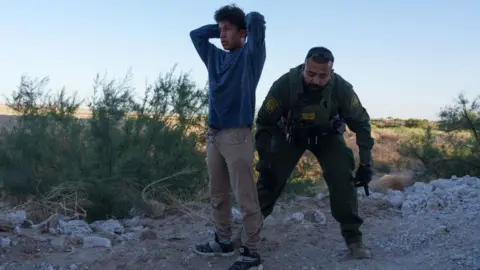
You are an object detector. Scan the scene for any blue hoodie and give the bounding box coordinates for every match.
[189,12,266,129]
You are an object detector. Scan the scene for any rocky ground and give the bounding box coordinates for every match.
[0,175,479,270]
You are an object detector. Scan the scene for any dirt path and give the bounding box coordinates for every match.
[1,177,479,270]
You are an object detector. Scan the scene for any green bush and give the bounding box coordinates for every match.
[400,93,480,179]
[0,67,209,221]
[405,118,428,129]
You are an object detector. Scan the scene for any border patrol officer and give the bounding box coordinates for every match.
[254,46,375,259]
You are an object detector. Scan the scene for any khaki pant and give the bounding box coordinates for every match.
[206,126,263,251]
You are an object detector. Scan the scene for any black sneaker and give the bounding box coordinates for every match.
[193,232,235,257]
[228,246,263,270]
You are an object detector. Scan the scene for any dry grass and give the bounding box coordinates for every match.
[297,127,423,178]
[352,127,419,171]
[294,126,471,186]
[6,181,90,223]
[368,172,416,193]
[0,106,469,210]
[0,104,92,119]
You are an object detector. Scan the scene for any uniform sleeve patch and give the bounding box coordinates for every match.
[265,96,278,113]
[351,94,360,108]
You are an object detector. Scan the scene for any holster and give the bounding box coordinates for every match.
[284,116,346,146]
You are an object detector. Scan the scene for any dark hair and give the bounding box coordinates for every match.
[214,4,246,30]
[305,47,335,64]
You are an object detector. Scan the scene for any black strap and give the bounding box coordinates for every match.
[288,67,302,122]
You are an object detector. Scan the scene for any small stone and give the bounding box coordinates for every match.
[0,237,10,248]
[95,231,119,243]
[94,219,124,234]
[67,235,83,247]
[450,254,465,261]
[3,210,27,226]
[59,219,93,237]
[13,226,21,235]
[303,210,327,225]
[139,230,158,240]
[129,226,146,232]
[51,235,70,251]
[83,236,111,248]
[316,193,325,201]
[430,225,449,235]
[232,208,242,224]
[21,219,34,228]
[295,196,310,201]
[291,212,304,221]
[0,220,13,232]
[386,190,404,209]
[121,232,137,241]
[124,216,140,227]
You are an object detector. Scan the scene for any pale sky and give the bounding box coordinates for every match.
[1,0,479,120]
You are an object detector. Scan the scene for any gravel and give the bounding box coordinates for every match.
[0,175,479,269]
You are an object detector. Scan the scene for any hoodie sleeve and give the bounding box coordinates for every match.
[244,12,266,78]
[245,12,266,57]
[189,24,223,67]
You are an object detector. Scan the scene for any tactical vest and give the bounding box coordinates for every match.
[287,66,341,133]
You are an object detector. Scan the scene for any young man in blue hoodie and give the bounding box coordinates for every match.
[189,4,266,270]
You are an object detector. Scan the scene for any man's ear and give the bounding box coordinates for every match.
[240,30,247,45]
[240,29,247,39]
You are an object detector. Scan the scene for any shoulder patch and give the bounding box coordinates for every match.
[265,96,278,113]
[351,94,360,108]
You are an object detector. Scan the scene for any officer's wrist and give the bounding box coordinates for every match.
[359,148,372,167]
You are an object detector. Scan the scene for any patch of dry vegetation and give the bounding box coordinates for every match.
[0,68,478,221]
[0,70,210,222]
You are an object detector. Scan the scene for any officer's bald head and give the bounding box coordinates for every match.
[303,47,334,90]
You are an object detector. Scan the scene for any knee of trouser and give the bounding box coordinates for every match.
[329,195,360,221]
[331,148,356,172]
[323,170,355,186]
[210,194,231,209]
[330,205,355,223]
[236,197,261,216]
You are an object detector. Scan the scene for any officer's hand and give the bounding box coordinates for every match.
[329,116,346,134]
[354,164,372,187]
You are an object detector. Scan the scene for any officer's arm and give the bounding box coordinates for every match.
[338,84,375,166]
[255,78,287,155]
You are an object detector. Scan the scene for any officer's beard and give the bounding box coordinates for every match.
[306,83,323,91]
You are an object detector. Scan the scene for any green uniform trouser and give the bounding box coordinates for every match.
[256,132,363,245]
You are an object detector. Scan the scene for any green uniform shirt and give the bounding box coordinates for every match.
[255,64,374,165]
